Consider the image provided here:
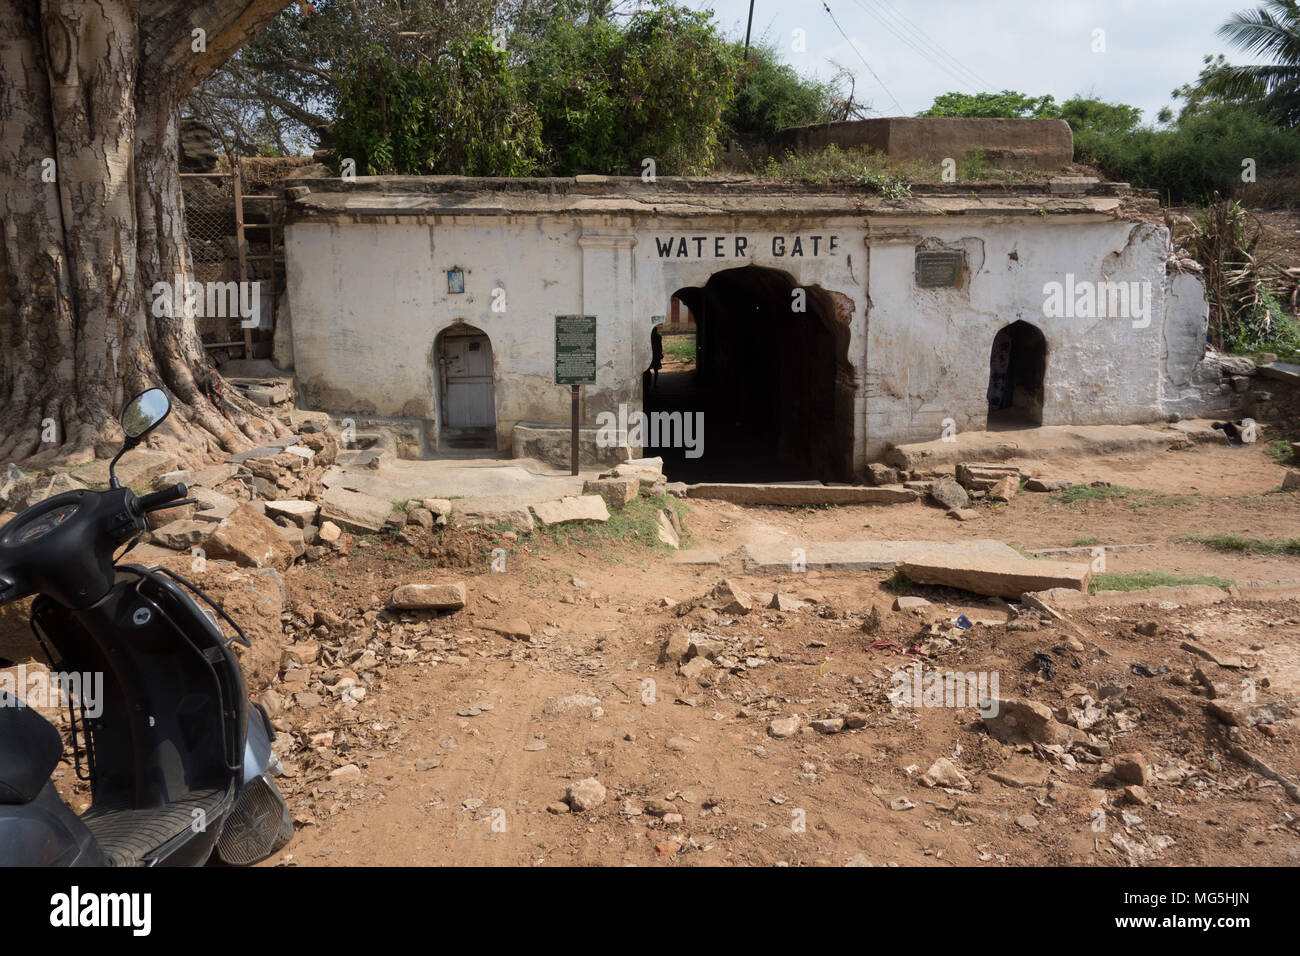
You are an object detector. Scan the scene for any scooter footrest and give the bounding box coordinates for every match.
[82,788,228,866]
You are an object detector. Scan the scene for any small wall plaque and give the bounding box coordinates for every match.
[915,250,964,288]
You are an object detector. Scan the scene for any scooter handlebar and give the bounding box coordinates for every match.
[137,483,188,512]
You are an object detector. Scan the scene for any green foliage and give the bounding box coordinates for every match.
[331,36,542,176]
[189,0,500,156]
[1056,97,1142,135]
[1179,197,1300,351]
[921,89,1140,135]
[856,169,912,199]
[917,86,1300,203]
[1202,1,1300,128]
[959,147,988,180]
[1171,54,1270,123]
[1223,288,1300,356]
[722,43,833,144]
[760,144,927,185]
[1074,102,1300,203]
[1268,437,1300,462]
[516,0,738,175]
[919,90,1059,118]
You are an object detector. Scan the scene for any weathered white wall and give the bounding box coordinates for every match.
[285,215,871,453]
[286,216,589,448]
[285,210,1207,472]
[862,219,1183,458]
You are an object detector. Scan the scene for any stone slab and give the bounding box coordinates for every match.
[319,486,393,533]
[734,539,1020,572]
[450,498,537,533]
[531,494,611,526]
[898,553,1091,598]
[1259,362,1300,385]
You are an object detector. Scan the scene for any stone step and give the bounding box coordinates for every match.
[686,483,918,506]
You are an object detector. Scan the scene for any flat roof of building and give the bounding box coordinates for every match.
[285,174,1159,224]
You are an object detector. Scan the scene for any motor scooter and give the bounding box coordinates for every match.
[0,387,292,865]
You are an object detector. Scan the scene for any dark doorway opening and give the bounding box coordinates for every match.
[987,320,1047,428]
[642,266,855,483]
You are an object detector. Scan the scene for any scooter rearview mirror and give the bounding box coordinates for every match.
[121,388,171,439]
[110,388,172,488]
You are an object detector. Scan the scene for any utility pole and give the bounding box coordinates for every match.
[743,0,755,61]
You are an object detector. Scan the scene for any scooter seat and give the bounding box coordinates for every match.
[0,691,63,804]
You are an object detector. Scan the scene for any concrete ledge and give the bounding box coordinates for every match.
[1259,361,1300,386]
[511,423,631,470]
[773,117,1074,171]
[884,423,1185,473]
[686,483,918,506]
[732,538,1019,572]
[1029,579,1300,609]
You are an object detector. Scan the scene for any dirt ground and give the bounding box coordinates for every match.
[10,440,1300,867]
[270,441,1299,866]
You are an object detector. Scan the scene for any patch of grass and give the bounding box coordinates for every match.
[855,169,913,199]
[662,334,696,360]
[1053,483,1200,510]
[1072,537,1104,547]
[1055,483,1138,504]
[1089,571,1233,594]
[536,494,684,553]
[959,147,989,181]
[1182,533,1300,556]
[1267,438,1298,464]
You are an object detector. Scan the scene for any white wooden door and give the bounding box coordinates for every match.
[441,335,494,428]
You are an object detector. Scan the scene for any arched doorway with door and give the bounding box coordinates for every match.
[987,320,1047,428]
[434,323,497,453]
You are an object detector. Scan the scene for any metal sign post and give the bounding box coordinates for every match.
[555,315,597,477]
[570,386,580,476]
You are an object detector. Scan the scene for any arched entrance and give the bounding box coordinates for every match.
[987,320,1047,427]
[642,265,855,482]
[435,323,496,450]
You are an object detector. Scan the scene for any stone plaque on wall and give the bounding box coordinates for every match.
[915,250,964,288]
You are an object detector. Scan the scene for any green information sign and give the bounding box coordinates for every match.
[555,315,597,385]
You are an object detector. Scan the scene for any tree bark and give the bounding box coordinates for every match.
[0,0,292,467]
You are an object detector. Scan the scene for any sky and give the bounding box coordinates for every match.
[693,0,1259,122]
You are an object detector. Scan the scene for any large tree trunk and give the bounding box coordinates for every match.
[0,0,292,468]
